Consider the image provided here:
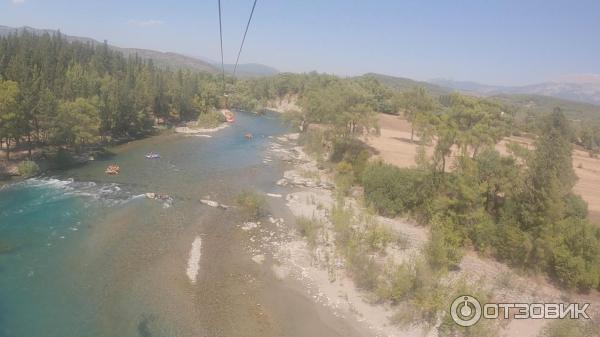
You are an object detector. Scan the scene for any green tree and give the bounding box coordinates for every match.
[34,88,58,143]
[0,79,21,159]
[55,98,100,148]
[401,87,435,142]
[519,109,577,231]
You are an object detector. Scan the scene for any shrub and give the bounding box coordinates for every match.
[495,223,534,267]
[331,205,354,248]
[300,129,327,160]
[363,222,393,253]
[545,218,600,290]
[391,260,450,327]
[334,161,354,198]
[346,246,379,291]
[330,139,371,182]
[362,161,428,216]
[296,216,322,248]
[330,139,361,162]
[552,247,588,289]
[197,110,226,128]
[17,160,40,177]
[437,282,499,337]
[235,190,267,220]
[426,218,464,270]
[350,150,370,182]
[563,193,588,219]
[376,262,415,303]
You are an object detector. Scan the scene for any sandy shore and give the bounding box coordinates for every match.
[263,134,429,337]
[266,131,600,337]
[174,123,229,134]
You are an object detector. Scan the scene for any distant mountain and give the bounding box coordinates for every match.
[361,73,452,97]
[1,25,279,77]
[429,79,508,95]
[513,75,600,106]
[430,76,600,106]
[195,55,279,78]
[221,63,279,78]
[490,94,600,122]
[372,73,600,122]
[0,25,219,74]
[0,25,98,45]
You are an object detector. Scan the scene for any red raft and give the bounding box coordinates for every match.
[221,109,235,123]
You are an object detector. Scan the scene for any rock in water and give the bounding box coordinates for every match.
[186,236,202,284]
[200,199,220,208]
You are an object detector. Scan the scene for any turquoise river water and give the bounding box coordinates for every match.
[0,112,368,337]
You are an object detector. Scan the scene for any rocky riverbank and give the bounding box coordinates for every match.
[262,133,600,337]
[174,123,229,134]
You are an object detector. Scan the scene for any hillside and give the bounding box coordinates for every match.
[370,72,600,121]
[490,93,600,121]
[0,26,281,77]
[360,73,453,97]
[431,76,600,106]
[0,25,219,73]
[222,63,279,78]
[116,48,218,73]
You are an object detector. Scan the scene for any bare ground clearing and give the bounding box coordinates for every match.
[369,113,600,224]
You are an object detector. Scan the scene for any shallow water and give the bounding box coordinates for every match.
[0,112,368,337]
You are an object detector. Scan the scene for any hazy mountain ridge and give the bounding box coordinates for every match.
[431,76,600,106]
[193,55,280,78]
[369,73,600,121]
[0,25,219,73]
[361,73,453,97]
[0,25,278,77]
[221,63,279,78]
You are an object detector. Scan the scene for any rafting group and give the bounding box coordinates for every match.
[221,109,235,123]
[105,164,120,175]
[105,151,161,175]
[145,152,160,159]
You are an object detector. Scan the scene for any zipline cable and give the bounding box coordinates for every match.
[217,0,226,95]
[232,0,259,81]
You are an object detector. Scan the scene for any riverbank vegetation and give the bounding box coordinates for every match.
[274,70,600,292]
[0,32,223,169]
[276,76,600,334]
[236,190,267,221]
[196,110,226,128]
[361,106,600,291]
[16,160,39,177]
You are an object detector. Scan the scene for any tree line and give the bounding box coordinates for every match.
[0,32,223,159]
[248,71,600,291]
[362,91,600,291]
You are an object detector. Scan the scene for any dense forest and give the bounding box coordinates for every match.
[0,32,222,159]
[3,32,598,162]
[230,69,600,291]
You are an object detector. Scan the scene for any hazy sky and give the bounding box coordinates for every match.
[1,0,599,86]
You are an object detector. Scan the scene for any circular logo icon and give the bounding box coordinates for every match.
[450,295,482,327]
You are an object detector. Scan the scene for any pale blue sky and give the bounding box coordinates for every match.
[1,0,598,85]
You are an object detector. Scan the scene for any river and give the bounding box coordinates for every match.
[0,112,369,337]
